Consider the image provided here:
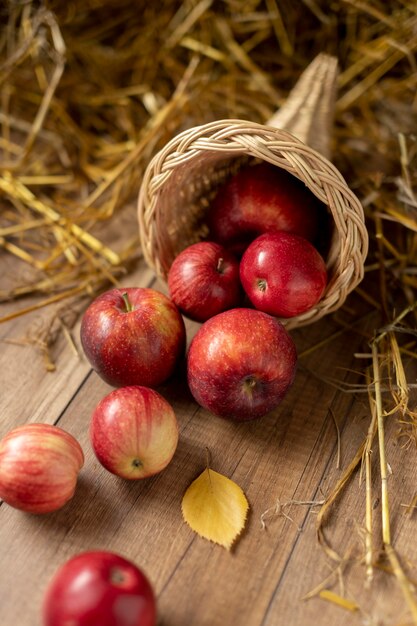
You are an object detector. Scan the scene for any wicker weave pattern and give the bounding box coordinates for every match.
[138,119,369,329]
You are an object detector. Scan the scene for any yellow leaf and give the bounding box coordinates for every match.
[181,468,249,550]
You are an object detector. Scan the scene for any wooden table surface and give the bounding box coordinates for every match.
[1,250,416,626]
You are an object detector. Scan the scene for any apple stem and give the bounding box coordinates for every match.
[122,292,134,312]
[216,257,225,274]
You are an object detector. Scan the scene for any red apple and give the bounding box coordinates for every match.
[42,551,156,626]
[187,308,297,421]
[90,386,178,479]
[167,241,241,322]
[208,162,324,254]
[0,423,84,514]
[240,232,327,318]
[80,287,186,388]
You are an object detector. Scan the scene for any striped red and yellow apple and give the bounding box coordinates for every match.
[168,241,241,322]
[80,287,185,388]
[90,386,178,479]
[0,423,84,513]
[187,308,297,421]
[240,231,327,318]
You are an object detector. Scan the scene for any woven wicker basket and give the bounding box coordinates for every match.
[137,54,369,329]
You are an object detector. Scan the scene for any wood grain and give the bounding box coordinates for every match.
[1,254,416,626]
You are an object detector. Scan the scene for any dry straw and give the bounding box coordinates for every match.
[138,53,369,329]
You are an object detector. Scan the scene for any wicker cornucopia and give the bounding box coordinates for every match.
[137,54,369,329]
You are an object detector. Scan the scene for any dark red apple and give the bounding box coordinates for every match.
[42,551,156,626]
[90,386,178,479]
[0,423,84,514]
[167,241,241,322]
[208,162,324,254]
[240,232,327,318]
[80,287,186,388]
[187,308,297,421]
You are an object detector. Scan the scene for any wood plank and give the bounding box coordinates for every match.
[261,374,417,625]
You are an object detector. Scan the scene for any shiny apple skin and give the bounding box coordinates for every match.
[187,308,297,421]
[0,423,84,514]
[80,288,186,388]
[167,241,241,322]
[240,232,327,318]
[42,551,156,626]
[208,162,322,254]
[90,386,178,479]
